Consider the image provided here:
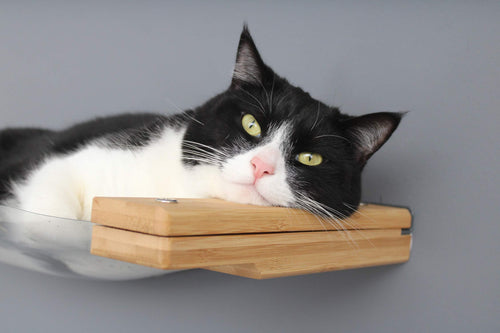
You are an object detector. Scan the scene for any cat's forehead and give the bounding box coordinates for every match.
[268,89,339,131]
[230,75,341,135]
[245,83,327,113]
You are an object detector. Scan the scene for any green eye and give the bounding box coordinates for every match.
[297,152,323,166]
[241,114,262,137]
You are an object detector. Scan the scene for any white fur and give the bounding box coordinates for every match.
[220,124,295,206]
[4,123,296,279]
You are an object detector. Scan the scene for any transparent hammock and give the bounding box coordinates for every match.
[0,205,173,280]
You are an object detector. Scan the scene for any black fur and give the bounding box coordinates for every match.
[0,26,402,218]
[183,26,402,216]
[0,113,172,200]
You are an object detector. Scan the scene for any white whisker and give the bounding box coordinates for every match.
[313,134,351,143]
[311,101,321,130]
[238,86,266,115]
[293,192,378,249]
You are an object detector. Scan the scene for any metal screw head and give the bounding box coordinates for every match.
[156,198,178,204]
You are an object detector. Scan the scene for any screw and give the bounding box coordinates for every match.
[156,198,178,204]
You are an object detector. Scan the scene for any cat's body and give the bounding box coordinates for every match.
[2,113,192,220]
[0,27,402,279]
[0,114,164,203]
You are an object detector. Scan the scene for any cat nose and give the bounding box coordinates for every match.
[251,156,275,181]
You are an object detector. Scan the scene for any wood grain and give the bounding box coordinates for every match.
[91,225,410,273]
[90,197,412,279]
[91,197,411,236]
[207,238,411,279]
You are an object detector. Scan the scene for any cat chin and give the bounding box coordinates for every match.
[215,178,298,208]
[215,181,273,207]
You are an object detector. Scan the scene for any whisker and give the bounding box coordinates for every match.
[238,87,266,115]
[311,101,321,130]
[313,134,351,143]
[293,192,379,249]
[184,113,205,126]
[294,193,350,243]
[182,157,221,166]
[274,90,291,110]
[269,73,276,114]
[244,71,271,109]
[162,95,204,126]
[163,95,184,113]
[315,200,375,248]
[241,99,267,114]
[182,140,230,157]
[182,150,223,162]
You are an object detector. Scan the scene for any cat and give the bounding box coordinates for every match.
[0,26,402,279]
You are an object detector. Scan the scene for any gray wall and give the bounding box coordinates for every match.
[1,1,498,332]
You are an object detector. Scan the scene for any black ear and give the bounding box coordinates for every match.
[342,112,404,166]
[231,25,268,88]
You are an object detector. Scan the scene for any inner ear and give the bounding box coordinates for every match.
[342,112,404,166]
[231,25,267,87]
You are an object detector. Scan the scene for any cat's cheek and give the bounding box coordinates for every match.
[220,156,255,185]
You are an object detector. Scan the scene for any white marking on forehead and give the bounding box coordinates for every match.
[219,121,296,207]
[264,122,292,153]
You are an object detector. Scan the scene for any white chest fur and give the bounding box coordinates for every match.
[11,126,212,220]
[4,122,296,279]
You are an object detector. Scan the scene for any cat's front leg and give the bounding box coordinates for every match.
[10,157,89,249]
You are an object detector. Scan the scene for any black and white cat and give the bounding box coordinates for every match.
[0,26,402,279]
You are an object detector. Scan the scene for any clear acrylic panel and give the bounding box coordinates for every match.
[0,204,176,280]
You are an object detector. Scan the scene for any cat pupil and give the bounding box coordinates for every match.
[0,25,404,280]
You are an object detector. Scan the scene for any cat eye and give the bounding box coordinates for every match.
[241,114,262,138]
[296,152,323,166]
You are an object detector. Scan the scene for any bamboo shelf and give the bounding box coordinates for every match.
[90,197,412,279]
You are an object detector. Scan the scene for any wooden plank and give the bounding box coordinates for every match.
[91,225,410,272]
[207,235,411,279]
[91,197,411,236]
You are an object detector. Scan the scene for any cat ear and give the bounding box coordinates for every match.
[342,112,404,166]
[231,25,267,88]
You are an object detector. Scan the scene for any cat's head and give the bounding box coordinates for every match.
[182,26,402,217]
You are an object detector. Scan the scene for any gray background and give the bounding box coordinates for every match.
[1,1,499,332]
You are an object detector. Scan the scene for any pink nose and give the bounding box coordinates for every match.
[251,156,275,181]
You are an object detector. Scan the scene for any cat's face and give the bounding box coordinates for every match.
[182,26,402,218]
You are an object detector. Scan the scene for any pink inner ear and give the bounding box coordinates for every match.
[251,156,275,182]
